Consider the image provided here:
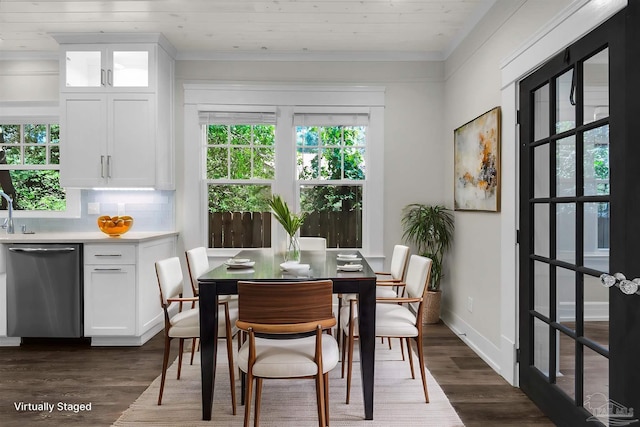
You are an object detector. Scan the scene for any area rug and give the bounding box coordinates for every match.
[113,340,464,426]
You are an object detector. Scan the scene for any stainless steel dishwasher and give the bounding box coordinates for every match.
[6,243,83,338]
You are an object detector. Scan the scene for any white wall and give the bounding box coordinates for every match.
[173,60,446,270]
[0,59,58,102]
[442,0,573,377]
[442,0,626,385]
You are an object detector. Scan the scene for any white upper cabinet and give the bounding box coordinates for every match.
[53,34,176,190]
[62,46,154,92]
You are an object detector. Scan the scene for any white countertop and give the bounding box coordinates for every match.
[0,231,178,243]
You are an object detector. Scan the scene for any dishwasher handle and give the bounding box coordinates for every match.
[9,247,77,254]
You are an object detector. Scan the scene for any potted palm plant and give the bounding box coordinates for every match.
[269,194,305,262]
[401,204,455,324]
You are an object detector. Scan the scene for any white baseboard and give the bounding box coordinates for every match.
[558,301,609,322]
[0,336,21,346]
[439,309,502,375]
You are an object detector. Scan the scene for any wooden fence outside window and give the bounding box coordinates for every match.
[208,210,362,249]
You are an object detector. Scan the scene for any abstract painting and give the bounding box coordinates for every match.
[454,107,501,212]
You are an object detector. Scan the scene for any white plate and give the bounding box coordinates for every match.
[337,264,363,272]
[226,258,251,264]
[280,262,310,272]
[337,256,362,262]
[225,261,255,269]
[337,253,358,259]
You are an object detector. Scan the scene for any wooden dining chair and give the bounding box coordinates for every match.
[340,254,433,404]
[236,280,339,427]
[184,247,239,414]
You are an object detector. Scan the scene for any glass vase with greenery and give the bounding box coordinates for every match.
[269,194,305,262]
[401,204,455,291]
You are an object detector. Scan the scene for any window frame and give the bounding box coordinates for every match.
[0,102,81,218]
[183,84,385,258]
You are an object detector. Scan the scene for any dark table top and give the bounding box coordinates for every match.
[198,250,376,293]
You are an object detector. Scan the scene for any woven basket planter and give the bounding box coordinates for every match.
[422,290,442,324]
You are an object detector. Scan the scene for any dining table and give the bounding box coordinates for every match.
[197,249,377,421]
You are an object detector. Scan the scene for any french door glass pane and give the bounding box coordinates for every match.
[556,69,576,133]
[558,329,576,400]
[557,136,576,197]
[557,203,576,264]
[584,274,609,350]
[583,346,609,420]
[534,261,550,317]
[534,204,550,258]
[534,143,550,198]
[583,48,609,125]
[534,83,550,141]
[534,317,550,376]
[584,202,610,262]
[584,125,609,197]
[557,267,576,327]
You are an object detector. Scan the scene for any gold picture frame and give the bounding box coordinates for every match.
[454,107,501,212]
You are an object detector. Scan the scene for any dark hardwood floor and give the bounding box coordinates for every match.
[0,322,553,426]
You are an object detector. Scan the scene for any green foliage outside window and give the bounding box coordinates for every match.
[0,124,64,211]
[296,126,365,213]
[206,124,366,217]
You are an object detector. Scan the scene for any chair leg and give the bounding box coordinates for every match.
[223,303,237,415]
[415,336,430,403]
[324,372,331,426]
[244,372,254,427]
[400,338,406,361]
[406,337,415,379]
[177,338,185,380]
[226,333,237,415]
[157,335,171,405]
[346,324,355,404]
[387,337,392,349]
[190,338,197,365]
[316,371,326,427]
[254,378,263,427]
[341,329,347,378]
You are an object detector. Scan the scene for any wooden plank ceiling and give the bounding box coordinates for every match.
[0,0,492,57]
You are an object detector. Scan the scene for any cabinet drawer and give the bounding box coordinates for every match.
[85,244,136,264]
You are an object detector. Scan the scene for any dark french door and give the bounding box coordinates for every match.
[519,4,640,426]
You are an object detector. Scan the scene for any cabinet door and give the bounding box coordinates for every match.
[108,94,156,187]
[64,50,103,89]
[60,94,108,188]
[111,49,151,89]
[84,265,136,336]
[61,45,154,92]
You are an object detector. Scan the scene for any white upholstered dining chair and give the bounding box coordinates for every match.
[299,236,327,251]
[156,255,238,414]
[340,254,433,404]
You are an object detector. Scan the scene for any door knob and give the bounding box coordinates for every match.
[600,272,640,295]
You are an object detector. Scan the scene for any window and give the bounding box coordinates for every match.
[184,84,384,255]
[0,123,67,211]
[295,116,367,248]
[202,113,276,248]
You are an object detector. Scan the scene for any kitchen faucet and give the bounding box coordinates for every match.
[0,191,14,234]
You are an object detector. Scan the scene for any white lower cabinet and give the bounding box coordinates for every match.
[83,236,175,345]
